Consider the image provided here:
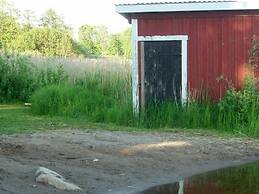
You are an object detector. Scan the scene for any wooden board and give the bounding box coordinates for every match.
[143,41,182,105]
[137,11,259,100]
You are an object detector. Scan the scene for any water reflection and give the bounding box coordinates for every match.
[138,161,259,194]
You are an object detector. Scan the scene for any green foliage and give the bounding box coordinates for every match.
[31,71,259,138]
[107,34,124,56]
[0,53,68,102]
[31,73,133,125]
[0,3,76,57]
[40,9,69,31]
[0,52,258,137]
[0,12,20,49]
[0,105,87,135]
[106,28,132,58]
[21,9,37,29]
[79,24,109,56]
[248,35,259,70]
[72,41,89,57]
[78,24,132,57]
[119,28,132,58]
[0,1,132,57]
[218,75,259,133]
[11,27,74,56]
[0,53,35,102]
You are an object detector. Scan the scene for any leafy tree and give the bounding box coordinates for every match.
[119,28,132,58]
[79,24,109,56]
[0,12,20,49]
[106,28,132,57]
[40,9,69,31]
[0,0,20,49]
[72,41,88,57]
[12,27,74,56]
[0,0,131,58]
[108,34,123,56]
[21,9,36,29]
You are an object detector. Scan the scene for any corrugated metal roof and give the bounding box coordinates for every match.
[116,0,259,14]
[116,0,236,6]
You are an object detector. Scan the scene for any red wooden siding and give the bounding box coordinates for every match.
[135,11,259,100]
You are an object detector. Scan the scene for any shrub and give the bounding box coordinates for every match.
[218,75,259,135]
[11,28,74,57]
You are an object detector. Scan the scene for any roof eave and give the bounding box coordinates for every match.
[116,1,259,15]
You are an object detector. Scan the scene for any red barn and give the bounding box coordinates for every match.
[116,0,259,112]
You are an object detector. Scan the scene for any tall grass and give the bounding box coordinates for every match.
[30,56,131,81]
[0,53,129,102]
[31,72,133,125]
[0,52,68,102]
[31,74,259,138]
[0,52,258,137]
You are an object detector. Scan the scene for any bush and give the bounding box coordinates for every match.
[218,75,259,135]
[11,28,74,57]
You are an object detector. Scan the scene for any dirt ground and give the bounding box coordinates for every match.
[0,129,259,194]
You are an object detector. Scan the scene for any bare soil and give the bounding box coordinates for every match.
[0,129,259,194]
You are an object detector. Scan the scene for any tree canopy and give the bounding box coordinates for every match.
[40,9,69,31]
[0,1,132,58]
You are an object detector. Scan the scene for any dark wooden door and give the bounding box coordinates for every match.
[143,41,182,105]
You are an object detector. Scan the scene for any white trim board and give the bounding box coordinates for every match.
[131,19,188,113]
[138,35,189,41]
[116,1,259,14]
[139,35,188,105]
[131,19,139,114]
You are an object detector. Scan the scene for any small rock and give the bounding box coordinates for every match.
[35,167,81,191]
[88,145,95,150]
[24,103,32,107]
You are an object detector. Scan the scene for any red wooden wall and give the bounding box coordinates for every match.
[134,11,259,100]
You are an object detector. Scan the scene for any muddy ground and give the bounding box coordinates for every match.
[0,129,259,194]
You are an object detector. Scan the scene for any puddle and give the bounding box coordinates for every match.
[138,161,259,194]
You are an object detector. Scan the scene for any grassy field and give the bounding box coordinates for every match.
[0,104,247,138]
[0,104,131,134]
[0,54,258,138]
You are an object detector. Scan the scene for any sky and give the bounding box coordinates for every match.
[11,0,131,33]
[11,0,250,34]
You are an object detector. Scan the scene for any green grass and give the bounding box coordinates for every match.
[0,53,258,138]
[0,105,97,134]
[30,83,259,138]
[28,71,259,138]
[0,53,69,103]
[0,105,65,134]
[31,72,133,125]
[0,105,249,138]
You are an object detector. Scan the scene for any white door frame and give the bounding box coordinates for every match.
[132,19,188,113]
